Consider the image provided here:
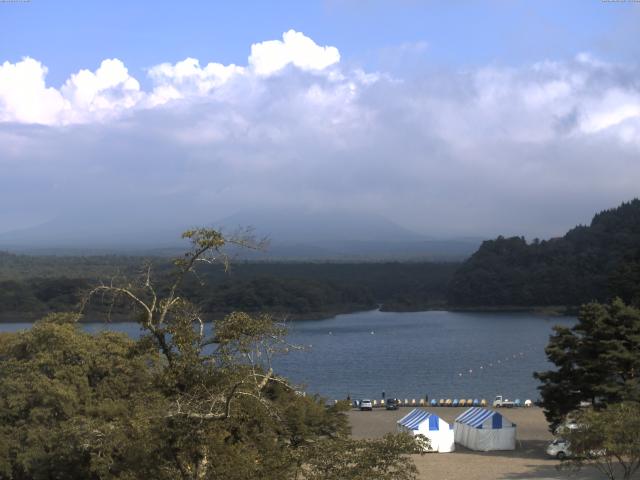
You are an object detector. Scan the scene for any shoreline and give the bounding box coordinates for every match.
[0,303,577,323]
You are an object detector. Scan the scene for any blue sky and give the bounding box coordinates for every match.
[0,1,639,244]
[3,0,636,85]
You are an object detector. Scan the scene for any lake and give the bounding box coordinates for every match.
[0,309,575,403]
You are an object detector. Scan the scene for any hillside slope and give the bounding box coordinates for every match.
[448,199,640,307]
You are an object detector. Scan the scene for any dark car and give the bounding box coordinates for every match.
[386,398,400,410]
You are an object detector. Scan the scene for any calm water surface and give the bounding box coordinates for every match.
[1,309,575,402]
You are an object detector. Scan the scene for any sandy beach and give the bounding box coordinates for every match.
[348,407,615,480]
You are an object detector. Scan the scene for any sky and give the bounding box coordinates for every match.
[1,0,639,242]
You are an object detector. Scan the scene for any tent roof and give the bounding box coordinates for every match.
[397,409,446,431]
[455,407,512,429]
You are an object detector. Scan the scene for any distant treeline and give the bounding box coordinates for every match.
[448,199,640,308]
[0,258,459,320]
[2,199,639,318]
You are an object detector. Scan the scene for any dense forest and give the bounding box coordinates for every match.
[448,199,640,308]
[0,255,458,320]
[2,199,639,319]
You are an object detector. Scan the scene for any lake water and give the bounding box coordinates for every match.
[0,309,575,403]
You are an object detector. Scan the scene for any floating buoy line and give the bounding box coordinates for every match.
[453,346,538,379]
[317,330,539,382]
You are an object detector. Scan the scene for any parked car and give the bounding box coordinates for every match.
[547,433,605,460]
[546,439,571,459]
[359,399,373,411]
[385,398,399,410]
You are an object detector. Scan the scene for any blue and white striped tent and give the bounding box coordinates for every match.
[397,409,455,452]
[454,407,516,451]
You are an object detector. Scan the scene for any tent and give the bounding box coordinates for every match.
[454,407,516,451]
[396,409,455,453]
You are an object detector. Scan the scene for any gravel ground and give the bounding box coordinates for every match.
[348,407,619,480]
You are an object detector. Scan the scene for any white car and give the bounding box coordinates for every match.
[359,399,373,411]
[546,438,571,459]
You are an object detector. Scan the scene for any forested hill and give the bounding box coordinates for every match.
[0,257,459,320]
[448,199,640,307]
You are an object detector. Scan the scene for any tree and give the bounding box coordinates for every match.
[448,199,640,308]
[0,312,167,479]
[563,402,640,480]
[609,249,640,307]
[534,299,640,431]
[302,433,426,480]
[0,228,422,479]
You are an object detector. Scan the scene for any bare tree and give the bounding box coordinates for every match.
[82,228,303,479]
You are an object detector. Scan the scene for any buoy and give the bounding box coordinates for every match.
[370,331,375,335]
[458,373,463,377]
[468,369,473,373]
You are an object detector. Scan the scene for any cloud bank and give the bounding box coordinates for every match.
[0,30,639,240]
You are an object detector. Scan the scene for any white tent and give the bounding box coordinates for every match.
[454,407,516,451]
[397,409,455,453]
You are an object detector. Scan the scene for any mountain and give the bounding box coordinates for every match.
[216,208,426,243]
[0,208,481,260]
[216,208,481,260]
[0,216,189,254]
[448,199,640,307]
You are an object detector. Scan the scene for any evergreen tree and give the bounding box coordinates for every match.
[535,299,640,430]
[449,199,640,307]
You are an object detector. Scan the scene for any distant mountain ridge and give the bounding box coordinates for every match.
[216,208,481,260]
[448,199,640,307]
[0,208,481,260]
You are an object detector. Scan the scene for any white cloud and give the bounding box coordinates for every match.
[0,36,639,239]
[60,58,142,122]
[579,89,640,135]
[248,29,340,76]
[147,57,245,106]
[0,57,67,124]
[0,30,344,124]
